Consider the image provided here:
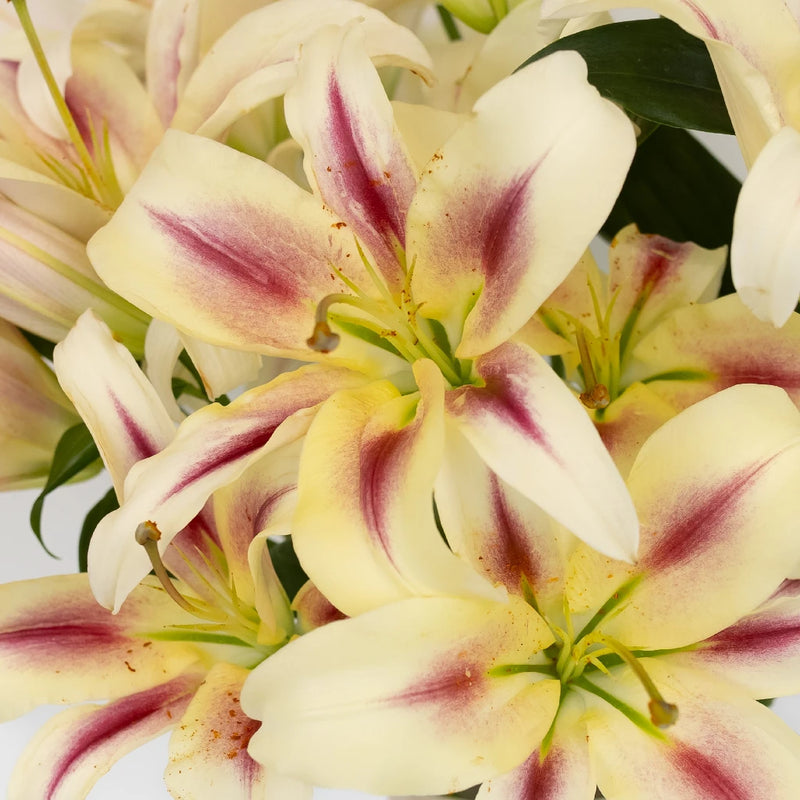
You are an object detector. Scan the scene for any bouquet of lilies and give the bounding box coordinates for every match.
[3,0,800,798]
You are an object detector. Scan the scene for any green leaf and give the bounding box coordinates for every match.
[601,126,741,294]
[30,422,100,556]
[267,536,308,601]
[522,18,733,134]
[20,328,56,360]
[78,487,119,571]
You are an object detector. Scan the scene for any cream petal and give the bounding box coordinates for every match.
[88,364,367,612]
[446,342,639,563]
[242,595,559,796]
[87,129,367,359]
[8,671,203,800]
[606,384,800,649]
[408,50,635,357]
[0,574,201,721]
[54,311,176,498]
[293,360,500,617]
[285,23,417,295]
[172,0,433,139]
[731,128,800,325]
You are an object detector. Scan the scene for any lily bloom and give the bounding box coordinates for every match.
[240,382,800,799]
[523,224,800,474]
[0,310,325,800]
[542,0,800,326]
[85,22,638,612]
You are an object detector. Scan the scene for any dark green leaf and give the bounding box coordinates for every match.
[267,536,308,600]
[78,487,119,571]
[20,328,56,360]
[30,422,100,556]
[602,126,741,295]
[522,19,733,134]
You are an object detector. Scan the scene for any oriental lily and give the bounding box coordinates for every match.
[523,224,800,474]
[542,0,800,326]
[240,382,800,800]
[5,309,331,799]
[85,22,638,612]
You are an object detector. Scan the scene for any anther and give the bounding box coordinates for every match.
[575,327,610,409]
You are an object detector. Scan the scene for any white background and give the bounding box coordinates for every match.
[1,7,797,800]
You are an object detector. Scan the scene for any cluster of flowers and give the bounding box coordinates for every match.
[2,0,800,798]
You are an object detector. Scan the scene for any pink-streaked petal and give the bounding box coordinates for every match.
[173,0,433,139]
[8,671,203,800]
[66,41,164,192]
[294,359,501,617]
[409,50,635,357]
[630,294,800,412]
[88,365,367,612]
[605,384,800,649]
[476,695,594,800]
[242,595,559,796]
[166,663,312,800]
[145,0,200,127]
[607,224,725,339]
[292,580,347,634]
[668,580,800,698]
[586,659,800,800]
[436,424,574,611]
[54,311,176,497]
[212,438,301,612]
[0,574,201,721]
[732,128,800,325]
[87,129,370,360]
[285,24,417,295]
[446,342,639,562]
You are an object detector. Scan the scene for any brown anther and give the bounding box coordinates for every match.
[306,321,340,353]
[579,383,610,409]
[649,699,679,729]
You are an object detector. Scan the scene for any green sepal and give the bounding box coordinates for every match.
[522,19,733,134]
[30,422,101,556]
[78,487,119,571]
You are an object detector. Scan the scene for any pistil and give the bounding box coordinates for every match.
[593,634,679,728]
[135,521,225,621]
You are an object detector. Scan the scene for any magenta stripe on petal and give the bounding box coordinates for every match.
[701,614,800,659]
[46,673,200,798]
[113,395,162,461]
[165,423,280,500]
[641,457,772,573]
[146,206,304,306]
[358,425,419,570]
[670,742,754,798]
[481,474,542,592]
[326,74,406,250]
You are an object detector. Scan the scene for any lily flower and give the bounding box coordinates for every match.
[240,382,800,799]
[522,224,800,474]
[0,317,78,489]
[1,309,324,799]
[85,21,638,612]
[541,0,800,326]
